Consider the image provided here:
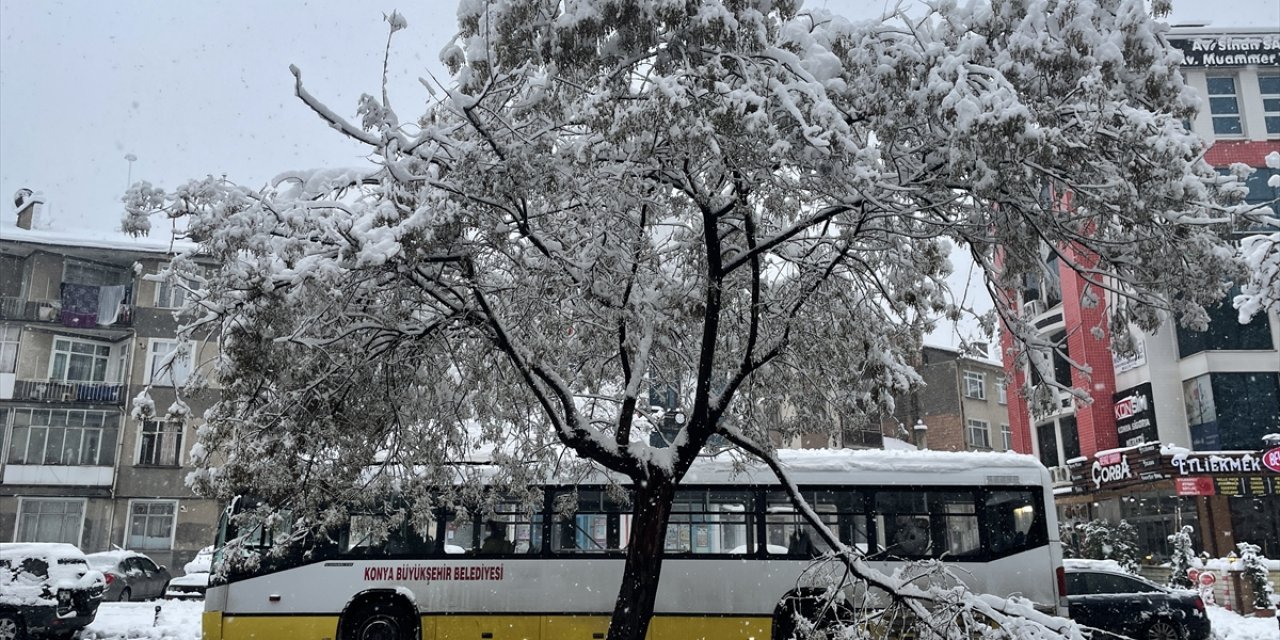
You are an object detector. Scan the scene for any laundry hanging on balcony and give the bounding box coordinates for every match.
[97,285,128,325]
[60,283,131,326]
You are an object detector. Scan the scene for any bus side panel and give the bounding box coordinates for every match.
[202,611,223,640]
[221,615,338,639]
[541,614,609,639]
[435,615,540,640]
[647,615,772,640]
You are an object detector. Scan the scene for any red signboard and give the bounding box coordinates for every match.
[1176,477,1216,496]
[1264,448,1280,473]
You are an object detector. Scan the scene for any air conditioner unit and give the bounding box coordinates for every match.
[1050,466,1072,485]
[1022,300,1045,317]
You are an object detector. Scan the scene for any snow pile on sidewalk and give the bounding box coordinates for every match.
[82,601,202,640]
[1207,605,1280,640]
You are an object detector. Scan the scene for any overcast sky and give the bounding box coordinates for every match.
[1,0,1275,351]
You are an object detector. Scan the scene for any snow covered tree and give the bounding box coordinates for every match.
[123,0,1258,638]
[1167,525,1196,589]
[1237,542,1276,611]
[1078,519,1140,573]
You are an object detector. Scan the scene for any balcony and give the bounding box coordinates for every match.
[3,379,126,405]
[0,295,133,327]
[2,465,114,486]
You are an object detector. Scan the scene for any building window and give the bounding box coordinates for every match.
[0,325,19,374]
[6,409,118,466]
[1001,424,1012,451]
[126,500,177,550]
[1206,76,1243,135]
[16,498,85,545]
[966,419,991,450]
[1261,74,1280,135]
[1176,287,1274,357]
[1186,372,1280,451]
[138,420,183,466]
[49,337,112,383]
[1035,422,1060,468]
[997,379,1008,405]
[63,259,130,287]
[963,371,986,400]
[146,339,192,387]
[154,265,198,309]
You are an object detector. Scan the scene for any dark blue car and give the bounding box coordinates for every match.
[1065,566,1212,640]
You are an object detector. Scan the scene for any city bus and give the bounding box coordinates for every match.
[202,448,1067,640]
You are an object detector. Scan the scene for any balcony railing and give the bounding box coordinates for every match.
[6,379,126,404]
[0,295,133,326]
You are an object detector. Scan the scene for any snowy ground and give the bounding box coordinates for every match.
[1206,606,1280,640]
[81,601,202,640]
[77,601,1278,640]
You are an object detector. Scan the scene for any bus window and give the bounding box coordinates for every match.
[983,490,1044,555]
[932,492,981,558]
[552,489,628,553]
[345,514,387,554]
[494,501,543,554]
[667,489,752,554]
[764,490,861,557]
[874,490,983,558]
[875,491,932,556]
[444,511,478,554]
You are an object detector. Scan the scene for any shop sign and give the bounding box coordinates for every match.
[1168,35,1280,67]
[1175,477,1215,496]
[1091,452,1133,489]
[1211,476,1280,497]
[1170,451,1265,476]
[1113,383,1158,447]
[1263,447,1280,473]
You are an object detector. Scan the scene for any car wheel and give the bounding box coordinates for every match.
[0,614,23,640]
[119,587,132,602]
[1145,618,1185,640]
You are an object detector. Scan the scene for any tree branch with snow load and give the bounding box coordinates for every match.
[124,1,1255,638]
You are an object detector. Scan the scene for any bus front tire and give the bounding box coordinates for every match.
[339,592,417,640]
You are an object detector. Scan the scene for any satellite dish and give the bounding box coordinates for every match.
[14,188,33,208]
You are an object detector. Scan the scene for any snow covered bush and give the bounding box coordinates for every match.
[1237,542,1276,611]
[1078,519,1140,574]
[1167,525,1196,589]
[123,0,1256,638]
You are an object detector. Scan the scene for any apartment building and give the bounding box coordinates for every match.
[999,26,1280,559]
[0,193,219,570]
[878,345,1014,454]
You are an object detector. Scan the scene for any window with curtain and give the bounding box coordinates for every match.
[17,498,85,545]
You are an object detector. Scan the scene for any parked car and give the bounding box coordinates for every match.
[1064,562,1212,640]
[165,545,213,599]
[84,551,172,602]
[0,542,105,639]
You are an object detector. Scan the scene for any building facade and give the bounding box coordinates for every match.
[1000,26,1280,560]
[879,346,1015,454]
[0,196,219,570]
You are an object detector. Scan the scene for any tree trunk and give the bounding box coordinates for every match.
[607,478,676,640]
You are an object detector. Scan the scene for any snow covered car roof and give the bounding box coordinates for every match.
[85,550,149,568]
[0,542,90,563]
[1062,558,1134,574]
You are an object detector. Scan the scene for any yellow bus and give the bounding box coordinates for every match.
[202,448,1066,640]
